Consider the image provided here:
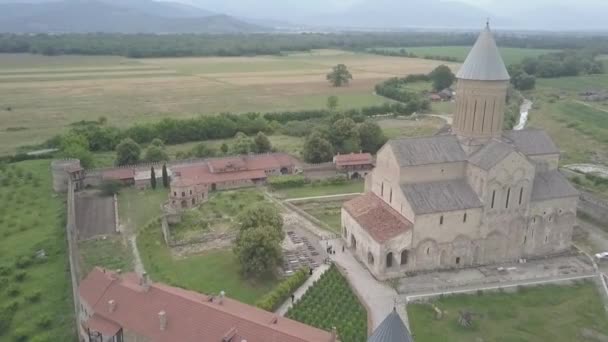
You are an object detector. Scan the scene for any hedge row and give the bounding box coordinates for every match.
[256,267,310,312]
[268,175,308,189]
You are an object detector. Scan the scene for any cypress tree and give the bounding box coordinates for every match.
[150,166,156,189]
[162,164,169,188]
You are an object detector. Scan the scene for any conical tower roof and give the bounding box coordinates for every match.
[367,308,414,342]
[456,23,510,81]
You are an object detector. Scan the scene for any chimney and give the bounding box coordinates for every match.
[141,272,150,291]
[108,299,116,313]
[158,310,167,331]
[330,326,337,342]
[219,290,225,305]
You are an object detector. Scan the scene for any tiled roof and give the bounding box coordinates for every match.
[334,153,373,167]
[456,24,510,81]
[343,193,412,243]
[531,170,579,202]
[208,153,295,173]
[79,268,335,342]
[101,168,135,180]
[401,179,482,215]
[503,129,559,156]
[388,135,467,167]
[468,140,516,170]
[87,314,121,336]
[367,309,413,342]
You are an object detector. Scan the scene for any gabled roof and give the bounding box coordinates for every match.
[531,170,579,202]
[343,193,412,243]
[401,179,483,215]
[79,268,335,342]
[503,129,560,156]
[456,23,510,81]
[468,140,517,170]
[368,308,413,342]
[388,135,467,167]
[334,152,373,167]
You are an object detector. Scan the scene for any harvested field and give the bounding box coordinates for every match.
[0,50,458,154]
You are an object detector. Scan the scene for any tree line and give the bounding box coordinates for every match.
[3,32,608,58]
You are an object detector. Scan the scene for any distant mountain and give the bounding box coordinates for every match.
[0,0,268,33]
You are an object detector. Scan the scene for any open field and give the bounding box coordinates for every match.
[78,235,133,275]
[291,199,346,233]
[0,50,457,154]
[0,160,74,341]
[408,282,608,342]
[375,46,556,66]
[377,116,445,139]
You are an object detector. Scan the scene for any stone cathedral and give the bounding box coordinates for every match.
[341,24,579,280]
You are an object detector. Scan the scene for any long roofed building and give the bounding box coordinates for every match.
[341,23,579,280]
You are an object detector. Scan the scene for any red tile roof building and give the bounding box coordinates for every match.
[79,268,336,342]
[333,153,374,180]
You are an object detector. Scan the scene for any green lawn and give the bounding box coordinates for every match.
[537,73,608,92]
[408,282,608,342]
[78,236,133,275]
[137,222,277,304]
[0,160,75,341]
[378,116,445,139]
[286,265,367,342]
[381,46,555,66]
[118,187,168,230]
[292,199,344,233]
[276,181,364,199]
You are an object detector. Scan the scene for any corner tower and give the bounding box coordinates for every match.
[453,23,510,147]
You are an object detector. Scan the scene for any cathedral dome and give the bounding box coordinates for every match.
[456,23,510,81]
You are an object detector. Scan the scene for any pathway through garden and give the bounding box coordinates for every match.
[275,264,330,316]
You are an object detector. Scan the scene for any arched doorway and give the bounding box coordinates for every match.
[367,252,375,265]
[386,252,393,268]
[439,250,448,266]
[280,167,289,175]
[401,250,409,265]
[181,200,187,208]
[351,172,360,179]
[351,235,357,250]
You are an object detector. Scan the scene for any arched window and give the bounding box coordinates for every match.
[182,192,186,197]
[381,182,384,197]
[367,252,374,265]
[389,188,392,203]
[439,215,444,225]
[455,257,461,264]
[401,250,408,265]
[519,187,524,205]
[386,252,393,268]
[491,190,496,208]
[463,212,467,223]
[505,187,511,208]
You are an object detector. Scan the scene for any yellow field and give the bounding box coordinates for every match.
[0,50,458,154]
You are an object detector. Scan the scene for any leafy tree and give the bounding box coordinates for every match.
[237,203,284,242]
[358,121,387,153]
[162,164,169,188]
[330,118,361,154]
[326,95,339,111]
[220,143,229,154]
[302,132,334,163]
[60,132,94,168]
[234,227,282,279]
[254,132,272,153]
[326,64,353,87]
[150,138,164,148]
[190,142,216,158]
[232,132,254,154]
[513,72,536,90]
[98,116,108,125]
[150,167,157,189]
[115,138,141,166]
[100,180,121,196]
[144,145,169,162]
[429,65,455,91]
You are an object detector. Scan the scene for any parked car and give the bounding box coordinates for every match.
[595,252,608,261]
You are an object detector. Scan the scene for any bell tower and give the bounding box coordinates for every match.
[452,22,510,148]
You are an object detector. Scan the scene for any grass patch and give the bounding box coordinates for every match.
[0,160,75,341]
[276,181,363,199]
[78,235,133,275]
[137,221,277,304]
[118,187,168,230]
[292,199,344,233]
[408,282,608,342]
[286,265,367,342]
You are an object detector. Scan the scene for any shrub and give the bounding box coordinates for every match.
[6,285,20,298]
[12,327,29,342]
[268,175,309,189]
[25,290,41,303]
[36,314,53,329]
[14,255,32,269]
[255,267,310,311]
[0,306,14,336]
[0,265,11,276]
[100,180,122,196]
[14,271,26,282]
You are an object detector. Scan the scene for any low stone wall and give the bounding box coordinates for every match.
[160,214,236,248]
[65,181,83,338]
[579,191,608,226]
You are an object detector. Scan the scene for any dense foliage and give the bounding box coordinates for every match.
[268,175,309,189]
[509,50,603,81]
[286,265,367,342]
[4,32,608,58]
[327,64,353,87]
[255,267,310,312]
[428,65,456,91]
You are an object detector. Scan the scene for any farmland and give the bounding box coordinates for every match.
[373,46,556,66]
[0,50,457,154]
[0,160,74,341]
[408,282,608,342]
[286,265,367,342]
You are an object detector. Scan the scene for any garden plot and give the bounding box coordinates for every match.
[291,198,350,233]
